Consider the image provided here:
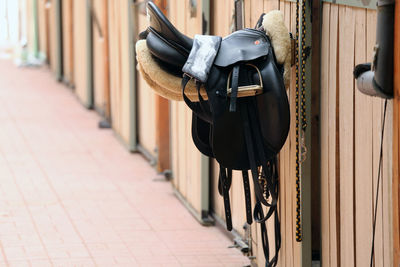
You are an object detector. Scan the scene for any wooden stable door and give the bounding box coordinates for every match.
[135,0,170,172]
[108,0,136,149]
[73,0,92,108]
[92,0,110,120]
[62,0,74,86]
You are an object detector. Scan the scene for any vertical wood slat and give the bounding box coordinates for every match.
[95,0,110,116]
[320,3,330,266]
[328,4,339,267]
[62,0,74,86]
[366,9,387,267]
[37,0,47,57]
[279,5,290,266]
[153,0,170,172]
[102,0,110,121]
[279,5,289,266]
[136,6,157,159]
[72,0,90,107]
[250,0,263,27]
[352,6,373,267]
[393,0,400,265]
[339,5,356,267]
[92,0,107,114]
[264,0,279,12]
[48,0,58,74]
[288,4,295,266]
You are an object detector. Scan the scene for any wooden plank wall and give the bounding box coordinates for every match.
[167,0,204,214]
[108,0,134,146]
[320,3,392,267]
[136,8,157,159]
[132,1,393,266]
[73,0,91,107]
[62,0,74,86]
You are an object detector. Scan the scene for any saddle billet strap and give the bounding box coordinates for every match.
[239,101,274,208]
[242,170,253,225]
[229,65,240,112]
[254,161,281,267]
[240,100,280,267]
[255,199,280,267]
[219,166,233,231]
[218,167,232,195]
[248,100,279,223]
[247,101,278,204]
[273,175,281,267]
[253,175,280,267]
[257,204,270,266]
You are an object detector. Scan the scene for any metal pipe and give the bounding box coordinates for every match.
[354,0,395,99]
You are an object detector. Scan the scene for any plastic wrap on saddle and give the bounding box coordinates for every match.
[182,35,222,83]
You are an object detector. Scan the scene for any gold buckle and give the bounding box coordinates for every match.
[226,64,263,97]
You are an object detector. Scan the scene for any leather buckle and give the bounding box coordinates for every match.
[227,64,263,97]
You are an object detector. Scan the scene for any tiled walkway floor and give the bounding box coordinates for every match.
[0,60,250,267]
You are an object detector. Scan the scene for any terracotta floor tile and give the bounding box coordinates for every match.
[0,60,250,266]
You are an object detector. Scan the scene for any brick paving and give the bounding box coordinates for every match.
[0,60,250,267]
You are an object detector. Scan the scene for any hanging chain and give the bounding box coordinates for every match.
[295,0,307,243]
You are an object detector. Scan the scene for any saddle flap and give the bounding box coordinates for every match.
[214,29,270,67]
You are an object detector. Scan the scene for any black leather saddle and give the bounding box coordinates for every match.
[141,3,290,266]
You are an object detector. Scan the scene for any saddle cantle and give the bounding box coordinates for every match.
[141,3,290,266]
[145,2,192,69]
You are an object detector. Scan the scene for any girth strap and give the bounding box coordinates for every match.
[240,101,274,208]
[242,170,253,225]
[218,166,233,231]
[240,100,280,267]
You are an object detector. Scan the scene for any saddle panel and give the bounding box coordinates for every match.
[191,113,214,158]
[146,31,188,69]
